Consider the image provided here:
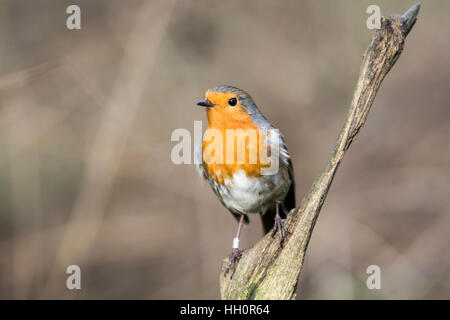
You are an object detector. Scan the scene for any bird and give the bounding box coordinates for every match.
[195,85,295,278]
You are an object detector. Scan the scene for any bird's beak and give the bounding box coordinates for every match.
[197,99,214,108]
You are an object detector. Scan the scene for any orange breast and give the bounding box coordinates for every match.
[202,106,270,185]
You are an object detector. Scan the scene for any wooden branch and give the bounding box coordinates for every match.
[220,3,421,300]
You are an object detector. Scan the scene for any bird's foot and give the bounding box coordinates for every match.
[271,212,290,246]
[224,248,244,279]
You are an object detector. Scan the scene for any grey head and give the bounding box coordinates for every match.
[197,85,272,129]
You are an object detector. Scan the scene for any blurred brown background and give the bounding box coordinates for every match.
[0,0,449,299]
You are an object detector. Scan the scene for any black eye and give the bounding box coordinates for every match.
[228,97,237,106]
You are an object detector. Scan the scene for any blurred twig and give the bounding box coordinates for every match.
[220,3,421,300]
[41,0,177,296]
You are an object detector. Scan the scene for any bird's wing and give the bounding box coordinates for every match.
[260,132,296,234]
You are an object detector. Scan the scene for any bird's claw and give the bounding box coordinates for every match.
[224,248,243,279]
[271,214,290,246]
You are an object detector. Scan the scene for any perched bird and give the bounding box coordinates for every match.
[195,85,295,277]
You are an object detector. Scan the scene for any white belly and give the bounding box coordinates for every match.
[216,169,291,214]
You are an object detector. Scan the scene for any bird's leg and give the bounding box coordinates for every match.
[271,201,290,245]
[224,215,245,279]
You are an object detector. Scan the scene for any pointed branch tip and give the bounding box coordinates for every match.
[401,3,421,36]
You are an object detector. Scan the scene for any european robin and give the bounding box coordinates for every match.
[195,85,295,278]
